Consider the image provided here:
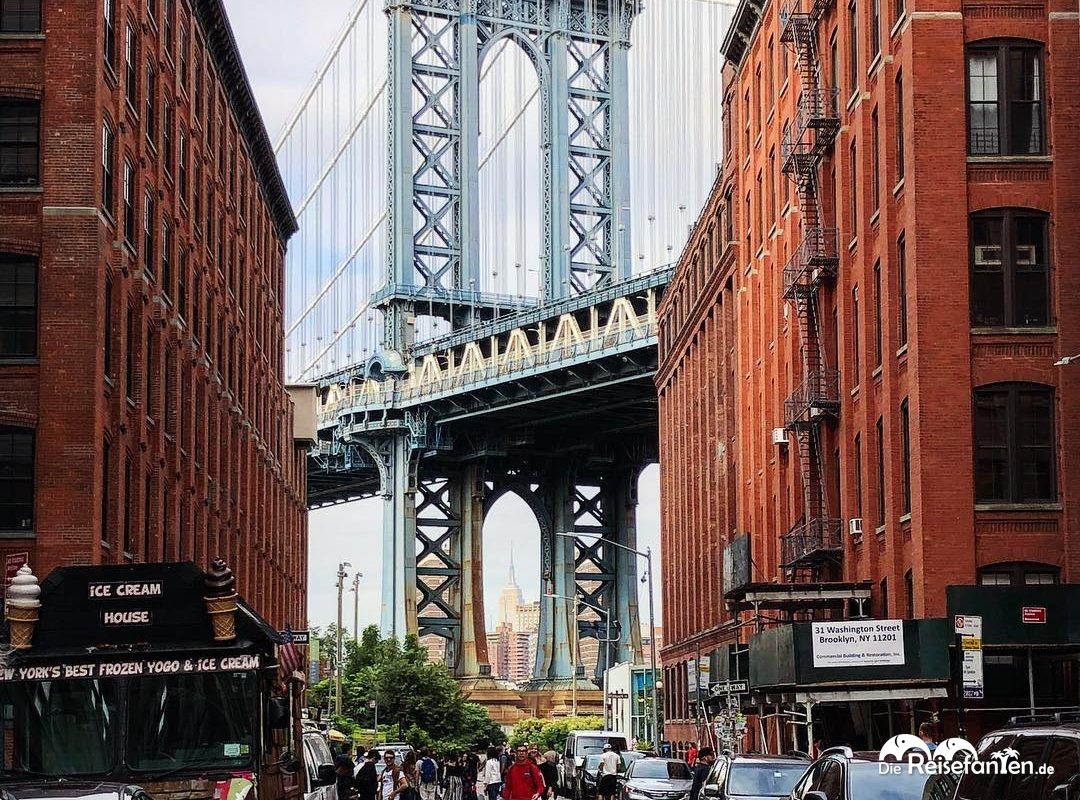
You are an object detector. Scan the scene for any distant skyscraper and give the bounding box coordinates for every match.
[488,561,541,686]
[497,557,525,628]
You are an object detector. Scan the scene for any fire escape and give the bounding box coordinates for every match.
[780,0,841,581]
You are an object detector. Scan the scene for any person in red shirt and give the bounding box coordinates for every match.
[501,745,545,800]
[686,744,698,767]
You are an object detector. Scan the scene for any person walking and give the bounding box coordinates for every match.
[597,744,621,800]
[418,749,441,800]
[463,751,480,800]
[481,746,503,800]
[689,748,716,800]
[538,752,559,800]
[335,741,358,800]
[502,745,545,800]
[380,751,407,800]
[444,753,465,800]
[356,750,379,800]
[686,744,698,768]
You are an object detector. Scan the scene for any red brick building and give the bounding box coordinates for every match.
[0,0,307,629]
[657,0,1080,750]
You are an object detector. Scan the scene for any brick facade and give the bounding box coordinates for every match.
[0,0,307,630]
[657,0,1079,745]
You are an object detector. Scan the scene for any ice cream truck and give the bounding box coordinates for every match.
[0,560,312,800]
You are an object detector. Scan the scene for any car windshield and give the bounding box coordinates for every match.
[579,737,627,756]
[849,763,930,800]
[630,761,691,780]
[126,672,257,773]
[0,679,120,776]
[727,762,807,796]
[586,756,604,771]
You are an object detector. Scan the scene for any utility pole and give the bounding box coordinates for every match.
[352,572,363,640]
[645,547,660,749]
[336,561,351,717]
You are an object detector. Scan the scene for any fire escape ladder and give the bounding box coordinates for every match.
[780,0,842,582]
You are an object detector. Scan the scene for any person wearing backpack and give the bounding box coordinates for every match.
[501,745,544,800]
[418,748,440,800]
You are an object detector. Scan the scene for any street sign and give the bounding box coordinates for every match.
[281,629,310,644]
[1022,607,1047,624]
[710,680,749,696]
[368,699,377,709]
[954,615,982,637]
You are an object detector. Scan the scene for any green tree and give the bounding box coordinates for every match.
[509,715,604,753]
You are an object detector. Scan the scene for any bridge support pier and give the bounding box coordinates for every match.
[378,435,418,640]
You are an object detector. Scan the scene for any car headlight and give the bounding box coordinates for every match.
[626,791,651,800]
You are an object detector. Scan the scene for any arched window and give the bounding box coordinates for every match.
[977,562,1060,586]
[971,208,1050,328]
[967,40,1044,156]
[974,383,1055,503]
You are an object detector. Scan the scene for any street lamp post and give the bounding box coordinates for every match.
[546,592,618,727]
[336,561,351,717]
[351,572,363,640]
[556,532,661,748]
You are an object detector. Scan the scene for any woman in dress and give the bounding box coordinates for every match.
[444,753,465,800]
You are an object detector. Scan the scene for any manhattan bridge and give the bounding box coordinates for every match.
[277,0,732,693]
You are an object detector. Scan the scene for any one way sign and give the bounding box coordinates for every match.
[710,680,749,696]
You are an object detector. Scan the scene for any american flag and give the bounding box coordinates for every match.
[279,625,305,680]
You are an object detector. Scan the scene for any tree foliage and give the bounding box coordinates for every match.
[508,716,604,752]
[311,625,506,754]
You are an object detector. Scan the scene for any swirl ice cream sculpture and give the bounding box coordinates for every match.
[205,558,238,642]
[6,564,41,649]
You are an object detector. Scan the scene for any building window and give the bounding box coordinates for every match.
[894,0,905,22]
[880,578,888,617]
[895,71,905,180]
[177,248,188,320]
[766,39,775,105]
[178,130,188,202]
[0,100,39,186]
[161,219,172,298]
[974,383,1055,503]
[852,284,861,382]
[163,0,174,52]
[971,210,1049,328]
[104,278,114,378]
[870,0,881,60]
[967,41,1044,156]
[162,98,173,175]
[101,121,115,214]
[847,0,859,95]
[143,191,155,279]
[0,254,36,357]
[897,233,908,347]
[830,31,840,107]
[143,471,152,559]
[123,456,132,554]
[125,305,135,400]
[145,62,156,144]
[178,24,188,87]
[122,158,135,248]
[848,139,857,238]
[101,438,111,547]
[124,24,137,111]
[900,398,911,514]
[876,416,885,526]
[0,426,34,531]
[103,0,116,67]
[854,434,863,518]
[978,562,1060,586]
[1,0,40,32]
[904,570,914,618]
[871,108,880,212]
[873,260,882,366]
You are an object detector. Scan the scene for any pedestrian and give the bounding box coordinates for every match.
[597,744,621,800]
[463,752,480,800]
[481,746,503,800]
[444,753,465,800]
[538,752,559,800]
[501,745,545,800]
[356,750,379,800]
[689,748,716,800]
[686,743,698,767]
[336,741,358,800]
[419,748,441,800]
[402,752,421,800]
[499,746,512,781]
[380,751,407,800]
[919,722,939,753]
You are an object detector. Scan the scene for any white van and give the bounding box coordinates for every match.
[559,730,630,799]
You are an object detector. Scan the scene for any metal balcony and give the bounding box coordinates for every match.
[784,370,840,428]
[782,227,839,299]
[781,88,841,177]
[781,517,844,567]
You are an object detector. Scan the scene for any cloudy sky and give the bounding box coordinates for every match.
[220,0,694,634]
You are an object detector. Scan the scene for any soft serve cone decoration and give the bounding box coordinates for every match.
[204,558,238,642]
[6,564,41,650]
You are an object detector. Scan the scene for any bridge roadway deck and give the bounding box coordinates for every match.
[306,268,673,507]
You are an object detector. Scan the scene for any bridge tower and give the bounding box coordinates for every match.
[363,0,644,693]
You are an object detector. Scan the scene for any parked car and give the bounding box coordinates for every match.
[580,752,646,800]
[0,784,151,800]
[303,731,337,800]
[701,753,811,799]
[788,746,933,800]
[620,758,694,800]
[954,714,1080,800]
[561,731,631,798]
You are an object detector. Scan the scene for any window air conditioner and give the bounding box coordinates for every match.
[974,245,1002,267]
[849,518,864,537]
[772,427,788,446]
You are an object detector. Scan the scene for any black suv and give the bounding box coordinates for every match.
[701,753,811,799]
[787,746,944,800]
[954,714,1080,800]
